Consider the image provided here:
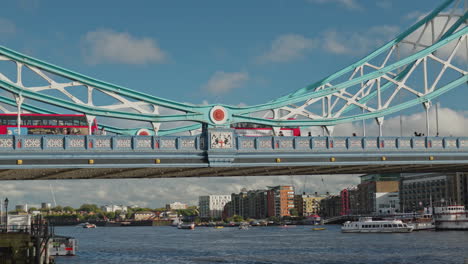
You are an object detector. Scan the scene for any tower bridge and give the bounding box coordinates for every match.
[0,0,466,180]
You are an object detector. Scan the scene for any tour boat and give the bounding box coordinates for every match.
[404,215,435,231]
[406,221,435,231]
[433,205,468,230]
[341,217,413,233]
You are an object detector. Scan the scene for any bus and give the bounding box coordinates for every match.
[0,114,98,135]
[231,122,301,137]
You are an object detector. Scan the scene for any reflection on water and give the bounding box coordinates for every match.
[55,225,468,264]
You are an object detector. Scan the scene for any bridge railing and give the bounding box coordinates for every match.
[235,136,468,152]
[0,135,202,152]
[0,135,466,152]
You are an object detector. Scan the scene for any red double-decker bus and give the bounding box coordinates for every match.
[232,122,301,137]
[0,114,98,135]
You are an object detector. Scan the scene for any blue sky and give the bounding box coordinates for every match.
[0,0,467,208]
[1,0,454,106]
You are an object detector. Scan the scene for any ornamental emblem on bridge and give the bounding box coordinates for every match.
[209,106,228,125]
[210,131,233,149]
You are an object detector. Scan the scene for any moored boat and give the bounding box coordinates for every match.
[434,205,468,230]
[398,214,434,231]
[407,221,435,231]
[341,217,413,233]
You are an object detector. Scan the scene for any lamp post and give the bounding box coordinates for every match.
[4,197,8,232]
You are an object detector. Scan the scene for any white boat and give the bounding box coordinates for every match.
[434,205,468,230]
[341,217,413,233]
[402,214,435,231]
[83,223,97,229]
[239,222,250,230]
[407,221,435,231]
[177,222,195,230]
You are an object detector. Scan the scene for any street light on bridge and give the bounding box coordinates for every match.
[4,197,8,231]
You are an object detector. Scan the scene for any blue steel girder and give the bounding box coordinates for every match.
[0,0,466,135]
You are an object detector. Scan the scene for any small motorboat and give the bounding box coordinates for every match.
[214,226,224,229]
[239,223,250,230]
[280,225,296,228]
[312,227,326,231]
[178,222,195,230]
[83,223,97,229]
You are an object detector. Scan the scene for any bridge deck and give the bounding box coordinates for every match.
[0,134,466,180]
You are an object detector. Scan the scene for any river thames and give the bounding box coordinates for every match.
[54,225,468,264]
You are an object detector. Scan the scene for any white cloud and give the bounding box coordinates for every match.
[400,15,467,62]
[307,0,361,10]
[0,18,16,34]
[203,71,249,94]
[257,34,315,63]
[82,29,168,65]
[332,107,468,137]
[322,25,399,55]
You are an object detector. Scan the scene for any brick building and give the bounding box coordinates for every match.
[267,186,295,218]
[357,174,400,215]
[320,195,342,218]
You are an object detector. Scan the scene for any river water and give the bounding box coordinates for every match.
[54,225,468,264]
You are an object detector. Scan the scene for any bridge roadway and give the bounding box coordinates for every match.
[0,129,467,180]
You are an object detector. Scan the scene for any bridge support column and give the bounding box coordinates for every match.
[376,117,384,137]
[15,95,24,135]
[85,115,95,135]
[424,101,431,136]
[151,122,160,136]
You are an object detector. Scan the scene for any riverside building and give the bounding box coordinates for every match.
[340,187,358,215]
[226,189,268,219]
[198,195,231,218]
[294,193,325,217]
[320,195,342,218]
[165,202,188,210]
[101,205,128,213]
[267,185,295,217]
[357,174,400,215]
[399,172,468,212]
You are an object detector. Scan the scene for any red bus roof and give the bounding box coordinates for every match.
[0,114,86,117]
